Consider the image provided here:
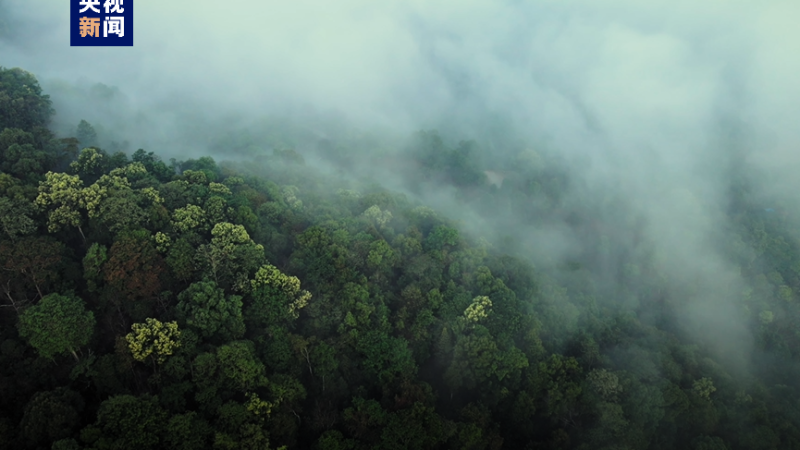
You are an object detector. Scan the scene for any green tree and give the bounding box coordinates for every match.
[83,242,108,292]
[0,196,36,240]
[2,142,52,180]
[93,177,148,234]
[132,148,175,182]
[380,402,449,450]
[166,236,197,282]
[444,324,501,391]
[196,222,265,291]
[357,330,416,383]
[17,292,95,361]
[35,171,88,242]
[164,412,213,450]
[586,369,623,402]
[204,195,231,224]
[536,354,583,421]
[316,430,356,450]
[424,225,460,252]
[692,377,717,401]
[171,203,207,233]
[246,263,311,328]
[20,388,85,446]
[176,280,246,343]
[0,67,54,130]
[81,394,167,450]
[0,235,64,304]
[192,340,268,406]
[70,147,109,182]
[76,119,98,148]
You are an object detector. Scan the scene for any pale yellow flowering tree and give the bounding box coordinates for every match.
[464,296,492,323]
[35,172,87,240]
[246,264,311,327]
[171,204,207,233]
[125,318,182,365]
[196,222,265,291]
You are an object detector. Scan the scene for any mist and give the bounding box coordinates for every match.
[3,0,800,376]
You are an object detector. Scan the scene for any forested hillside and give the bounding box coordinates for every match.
[2,66,800,450]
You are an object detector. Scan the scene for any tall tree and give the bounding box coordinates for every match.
[0,67,54,130]
[176,280,246,343]
[196,222,265,291]
[103,229,166,306]
[0,236,64,305]
[17,292,95,361]
[35,171,88,242]
[125,317,182,365]
[20,388,84,447]
[76,120,98,148]
[245,263,311,329]
[80,394,168,450]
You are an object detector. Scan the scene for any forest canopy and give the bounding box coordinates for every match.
[1,65,800,450]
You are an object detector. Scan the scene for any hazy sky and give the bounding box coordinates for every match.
[3,0,800,370]
[3,1,797,142]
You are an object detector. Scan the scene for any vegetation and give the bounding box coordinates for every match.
[2,65,800,450]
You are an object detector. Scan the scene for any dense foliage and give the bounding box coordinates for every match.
[2,66,800,450]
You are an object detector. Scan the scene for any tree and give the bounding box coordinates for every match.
[17,292,95,361]
[132,148,175,182]
[0,67,54,130]
[536,354,583,422]
[125,317,182,365]
[103,229,166,304]
[245,263,311,329]
[166,236,197,282]
[362,205,392,228]
[86,168,153,234]
[585,369,623,402]
[20,387,84,446]
[83,242,108,292]
[2,141,51,179]
[70,147,109,182]
[356,330,416,384]
[692,377,717,401]
[212,399,273,450]
[192,340,268,406]
[76,119,98,148]
[444,324,502,391]
[316,430,356,450]
[343,397,387,442]
[164,412,213,450]
[366,239,397,282]
[0,126,53,180]
[171,204,207,233]
[0,126,33,159]
[0,196,36,240]
[35,171,88,242]
[0,235,64,304]
[380,402,448,450]
[205,195,231,224]
[464,296,492,323]
[197,222,265,291]
[81,394,168,450]
[176,280,246,343]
